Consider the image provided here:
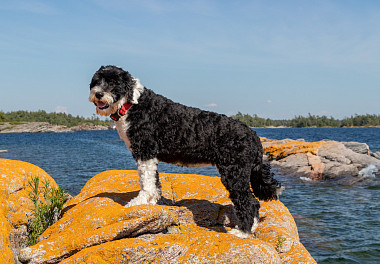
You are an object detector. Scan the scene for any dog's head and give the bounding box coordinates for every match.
[89,65,142,116]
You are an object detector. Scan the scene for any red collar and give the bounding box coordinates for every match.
[110,101,132,121]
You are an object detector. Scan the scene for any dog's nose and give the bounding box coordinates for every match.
[95,92,104,99]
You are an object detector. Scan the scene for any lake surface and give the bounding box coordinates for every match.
[1,127,379,263]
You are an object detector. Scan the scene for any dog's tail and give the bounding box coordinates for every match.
[250,163,283,201]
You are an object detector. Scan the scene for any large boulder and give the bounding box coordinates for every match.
[261,138,380,182]
[17,169,315,264]
[342,142,370,155]
[0,159,60,264]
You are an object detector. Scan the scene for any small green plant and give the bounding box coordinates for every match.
[27,175,67,245]
[274,235,287,253]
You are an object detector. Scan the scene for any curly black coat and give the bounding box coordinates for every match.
[90,65,281,235]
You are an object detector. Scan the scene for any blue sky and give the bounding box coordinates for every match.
[1,0,379,119]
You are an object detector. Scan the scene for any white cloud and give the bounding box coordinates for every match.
[267,100,272,104]
[318,110,331,116]
[205,103,217,108]
[55,106,67,114]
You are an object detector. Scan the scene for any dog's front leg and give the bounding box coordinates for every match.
[126,158,162,207]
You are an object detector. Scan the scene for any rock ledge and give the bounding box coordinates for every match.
[1,159,315,263]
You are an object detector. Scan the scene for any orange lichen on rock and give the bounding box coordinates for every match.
[262,139,326,160]
[18,169,316,264]
[19,202,178,264]
[61,231,282,264]
[256,200,314,262]
[63,170,141,210]
[0,158,60,264]
[0,159,59,226]
[0,200,13,264]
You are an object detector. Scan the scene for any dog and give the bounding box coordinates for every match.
[89,65,282,238]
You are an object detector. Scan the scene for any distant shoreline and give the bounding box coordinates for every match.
[232,113,380,128]
[1,121,379,134]
[0,122,112,133]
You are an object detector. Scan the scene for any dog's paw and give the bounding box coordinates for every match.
[125,197,146,207]
[228,227,250,239]
[251,217,259,233]
[125,191,160,207]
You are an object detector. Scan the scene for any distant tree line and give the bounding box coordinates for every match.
[1,110,379,128]
[231,112,380,128]
[0,110,111,127]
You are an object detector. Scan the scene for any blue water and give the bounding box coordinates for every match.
[1,128,379,263]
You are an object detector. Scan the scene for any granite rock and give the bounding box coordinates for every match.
[261,137,380,182]
[16,169,315,264]
[0,159,60,264]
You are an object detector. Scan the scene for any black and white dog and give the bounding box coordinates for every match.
[89,65,281,238]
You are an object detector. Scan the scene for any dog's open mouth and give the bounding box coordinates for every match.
[95,102,109,110]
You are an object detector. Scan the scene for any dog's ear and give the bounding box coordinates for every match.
[90,66,106,88]
[121,70,136,103]
[90,69,102,89]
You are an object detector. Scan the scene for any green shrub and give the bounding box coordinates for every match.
[27,175,68,245]
[274,235,287,253]
[3,110,111,127]
[0,111,6,122]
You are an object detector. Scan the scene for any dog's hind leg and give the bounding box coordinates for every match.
[218,165,260,238]
[126,158,162,207]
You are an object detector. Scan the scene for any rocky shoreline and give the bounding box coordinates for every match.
[1,135,379,262]
[261,137,380,183]
[1,123,378,184]
[0,122,112,133]
[1,122,379,133]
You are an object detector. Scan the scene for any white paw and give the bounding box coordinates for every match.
[125,196,147,207]
[228,227,250,239]
[125,191,160,207]
[251,217,259,233]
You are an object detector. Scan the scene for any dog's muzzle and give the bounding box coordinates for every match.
[94,101,109,110]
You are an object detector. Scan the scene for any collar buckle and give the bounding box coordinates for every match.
[110,101,132,121]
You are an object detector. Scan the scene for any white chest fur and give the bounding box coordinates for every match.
[115,115,132,152]
[114,78,144,152]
